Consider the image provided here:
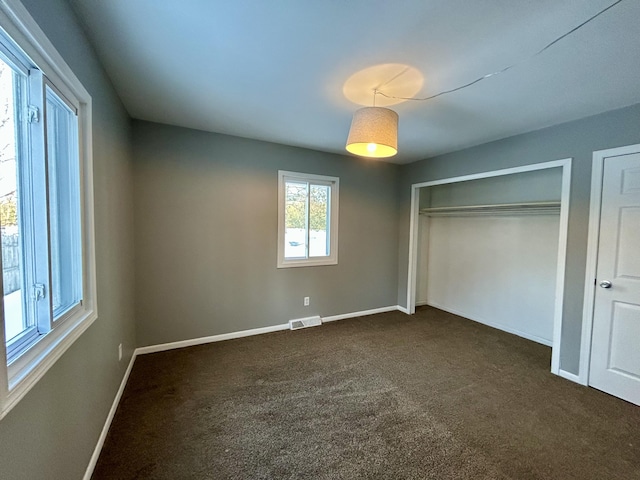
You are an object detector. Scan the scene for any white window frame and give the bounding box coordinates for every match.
[277,171,339,268]
[0,0,96,420]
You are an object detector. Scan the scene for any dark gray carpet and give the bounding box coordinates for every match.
[93,307,640,479]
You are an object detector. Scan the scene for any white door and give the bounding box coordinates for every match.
[589,151,640,405]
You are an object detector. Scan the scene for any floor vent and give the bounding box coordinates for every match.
[289,315,322,330]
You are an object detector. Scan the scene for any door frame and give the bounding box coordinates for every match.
[406,158,572,377]
[581,143,640,386]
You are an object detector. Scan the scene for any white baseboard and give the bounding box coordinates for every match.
[397,305,410,314]
[139,306,403,357]
[415,300,429,307]
[322,305,400,322]
[136,323,290,355]
[83,350,137,480]
[426,302,554,347]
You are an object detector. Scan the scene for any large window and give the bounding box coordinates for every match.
[0,2,95,420]
[277,171,339,268]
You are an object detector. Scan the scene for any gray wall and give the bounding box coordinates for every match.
[0,1,136,479]
[398,102,640,375]
[133,121,399,347]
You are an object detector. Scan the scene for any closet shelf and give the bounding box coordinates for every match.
[419,201,561,217]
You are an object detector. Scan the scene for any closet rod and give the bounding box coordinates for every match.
[419,201,560,217]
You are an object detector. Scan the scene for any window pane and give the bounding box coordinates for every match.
[284,180,307,259]
[309,184,330,257]
[46,86,82,318]
[0,58,32,343]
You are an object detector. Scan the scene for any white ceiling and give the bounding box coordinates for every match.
[69,0,640,164]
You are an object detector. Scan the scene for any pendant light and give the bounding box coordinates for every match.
[345,106,398,158]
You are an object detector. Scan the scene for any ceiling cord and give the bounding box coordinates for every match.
[375,0,625,103]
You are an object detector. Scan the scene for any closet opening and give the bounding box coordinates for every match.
[406,159,572,377]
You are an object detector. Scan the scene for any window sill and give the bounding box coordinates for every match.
[1,307,97,420]
[277,257,338,268]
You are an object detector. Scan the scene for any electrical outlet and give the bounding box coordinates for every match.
[303,296,310,306]
[118,343,123,361]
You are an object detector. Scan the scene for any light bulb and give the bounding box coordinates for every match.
[367,143,377,153]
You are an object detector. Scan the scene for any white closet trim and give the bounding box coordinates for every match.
[406,158,572,380]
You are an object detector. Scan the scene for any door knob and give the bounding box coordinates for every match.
[599,280,612,289]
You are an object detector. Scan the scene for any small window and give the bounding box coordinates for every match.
[278,171,339,268]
